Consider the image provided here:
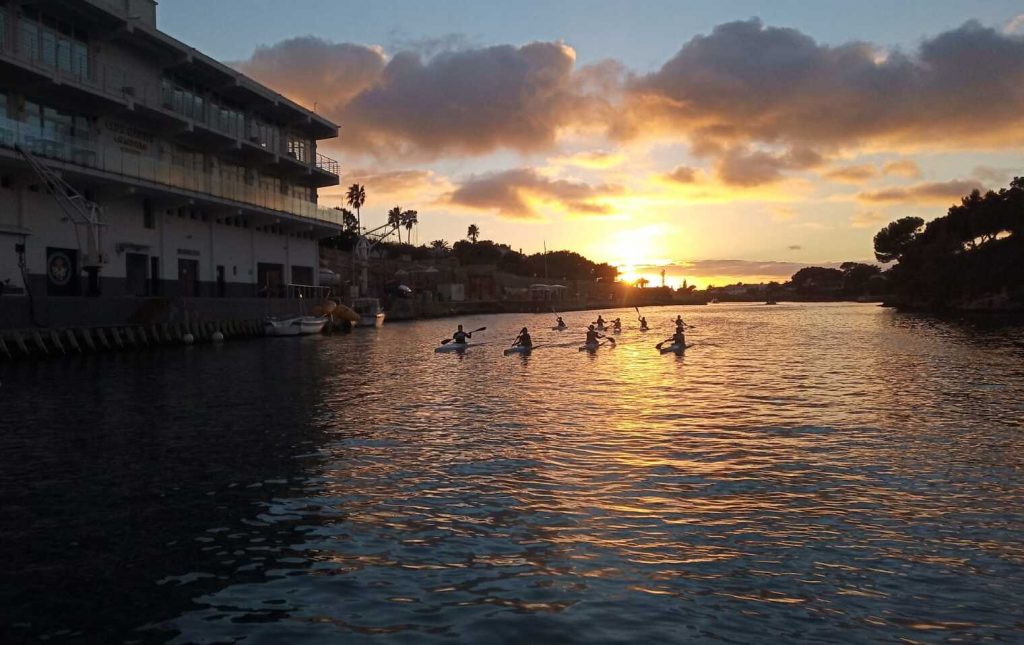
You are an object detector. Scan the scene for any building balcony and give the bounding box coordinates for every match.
[0,115,344,229]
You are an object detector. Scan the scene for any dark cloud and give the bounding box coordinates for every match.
[625,19,1024,151]
[717,147,823,186]
[824,164,876,182]
[342,42,594,156]
[447,168,620,219]
[857,179,984,203]
[235,20,1024,163]
[971,165,1015,183]
[664,165,698,183]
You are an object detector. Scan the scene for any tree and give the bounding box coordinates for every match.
[401,209,418,244]
[387,206,403,239]
[635,277,650,288]
[339,208,358,234]
[873,216,924,263]
[467,224,480,243]
[346,184,366,232]
[430,239,450,257]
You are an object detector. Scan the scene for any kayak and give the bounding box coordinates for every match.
[594,324,605,331]
[435,342,475,353]
[659,343,691,354]
[551,325,567,331]
[503,345,532,355]
[639,327,650,333]
[578,342,602,352]
[611,327,622,334]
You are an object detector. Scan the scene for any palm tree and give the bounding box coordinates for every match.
[635,277,650,289]
[401,209,418,244]
[467,224,480,243]
[346,184,366,232]
[387,206,403,240]
[431,239,450,253]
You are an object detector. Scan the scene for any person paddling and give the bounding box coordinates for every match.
[451,324,473,345]
[674,314,686,328]
[595,315,606,329]
[610,317,622,332]
[659,325,687,350]
[555,316,566,329]
[639,315,649,331]
[513,327,532,348]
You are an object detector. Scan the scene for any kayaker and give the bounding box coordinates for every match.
[673,323,686,346]
[611,317,622,332]
[555,316,566,329]
[639,316,649,331]
[513,327,532,348]
[674,314,686,328]
[585,324,602,345]
[595,315,606,328]
[452,324,473,345]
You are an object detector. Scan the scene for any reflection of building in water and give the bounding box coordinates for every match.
[0,0,340,305]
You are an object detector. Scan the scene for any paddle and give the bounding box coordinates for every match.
[655,337,675,350]
[440,326,486,345]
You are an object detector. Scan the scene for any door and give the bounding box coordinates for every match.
[178,258,199,297]
[125,253,148,296]
[149,256,161,295]
[216,265,226,297]
[257,262,284,297]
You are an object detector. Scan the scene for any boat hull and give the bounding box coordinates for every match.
[265,316,327,336]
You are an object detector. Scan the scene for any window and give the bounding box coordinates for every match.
[19,18,38,59]
[286,135,309,163]
[143,199,155,229]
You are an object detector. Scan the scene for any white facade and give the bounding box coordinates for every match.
[0,0,340,300]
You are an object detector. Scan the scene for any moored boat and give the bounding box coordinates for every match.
[265,316,328,336]
[352,297,386,327]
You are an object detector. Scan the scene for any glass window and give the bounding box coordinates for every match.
[20,18,39,60]
[57,36,72,72]
[71,41,89,80]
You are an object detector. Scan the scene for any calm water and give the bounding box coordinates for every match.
[3,303,1024,644]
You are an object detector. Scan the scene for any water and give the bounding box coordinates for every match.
[3,303,1024,643]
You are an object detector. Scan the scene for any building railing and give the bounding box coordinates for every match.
[315,152,339,176]
[0,115,343,227]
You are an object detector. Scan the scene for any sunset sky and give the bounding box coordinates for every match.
[163,1,1024,288]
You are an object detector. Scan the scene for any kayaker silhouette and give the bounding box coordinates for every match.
[639,316,649,330]
[452,325,472,344]
[513,327,532,348]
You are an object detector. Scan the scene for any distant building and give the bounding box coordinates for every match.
[0,0,341,303]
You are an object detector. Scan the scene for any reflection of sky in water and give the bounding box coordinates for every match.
[3,304,1023,643]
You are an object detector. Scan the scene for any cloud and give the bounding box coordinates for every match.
[857,179,984,203]
[623,19,1024,152]
[717,146,822,186]
[882,159,921,178]
[233,37,387,109]
[824,164,876,182]
[787,244,803,251]
[1007,14,1024,34]
[550,150,625,169]
[340,42,597,156]
[850,210,889,229]
[446,168,621,219]
[971,165,1015,183]
[664,165,698,183]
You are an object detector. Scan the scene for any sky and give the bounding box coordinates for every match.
[161,1,1024,288]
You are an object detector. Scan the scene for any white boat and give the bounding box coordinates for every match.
[352,297,386,327]
[264,316,327,336]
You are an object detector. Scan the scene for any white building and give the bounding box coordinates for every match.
[0,0,340,307]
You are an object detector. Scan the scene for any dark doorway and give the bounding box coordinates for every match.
[216,265,226,297]
[178,258,200,297]
[45,247,80,296]
[291,265,314,287]
[150,256,161,295]
[257,262,284,297]
[126,253,148,296]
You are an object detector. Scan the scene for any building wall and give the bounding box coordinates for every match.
[0,182,321,299]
